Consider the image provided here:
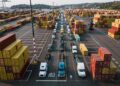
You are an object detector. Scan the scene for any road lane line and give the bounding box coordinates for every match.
[95,28,119,44]
[88,34,102,46]
[112,58,115,61]
[26,70,32,81]
[30,33,51,63]
[19,30,32,39]
[107,36,119,44]
[35,80,67,82]
[115,61,119,64]
[16,70,32,82]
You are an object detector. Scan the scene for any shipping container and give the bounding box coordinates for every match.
[108,32,120,39]
[4,59,12,66]
[6,73,14,80]
[3,39,22,58]
[79,43,88,56]
[0,51,3,58]
[98,47,112,61]
[109,62,117,74]
[0,72,7,80]
[0,33,16,50]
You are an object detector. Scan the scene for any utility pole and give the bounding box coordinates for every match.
[0,0,10,11]
[29,0,37,64]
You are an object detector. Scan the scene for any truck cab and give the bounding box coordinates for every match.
[77,62,86,78]
[39,62,48,78]
[58,61,65,78]
[72,45,77,54]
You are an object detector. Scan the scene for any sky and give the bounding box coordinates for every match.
[0,0,118,7]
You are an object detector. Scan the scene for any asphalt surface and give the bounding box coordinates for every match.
[0,11,120,86]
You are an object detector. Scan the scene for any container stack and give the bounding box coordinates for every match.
[90,47,117,80]
[17,17,32,26]
[0,33,29,80]
[35,12,59,29]
[93,13,117,28]
[93,13,101,24]
[71,19,86,35]
[108,19,120,39]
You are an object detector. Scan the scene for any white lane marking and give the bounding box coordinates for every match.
[115,61,119,64]
[107,36,119,44]
[95,28,119,44]
[19,30,32,39]
[18,70,32,82]
[112,58,116,61]
[74,80,89,82]
[35,80,67,82]
[88,34,101,46]
[26,70,32,81]
[30,33,51,63]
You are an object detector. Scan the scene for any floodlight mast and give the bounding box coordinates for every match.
[29,0,38,64]
[0,0,10,11]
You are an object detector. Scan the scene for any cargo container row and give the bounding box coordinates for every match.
[90,47,117,80]
[108,19,120,39]
[0,33,29,80]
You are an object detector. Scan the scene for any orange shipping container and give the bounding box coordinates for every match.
[98,47,112,61]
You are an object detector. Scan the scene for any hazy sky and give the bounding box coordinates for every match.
[0,0,118,7]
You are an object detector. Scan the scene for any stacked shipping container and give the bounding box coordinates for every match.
[90,47,117,80]
[64,10,87,35]
[72,20,86,35]
[108,19,120,39]
[93,13,117,28]
[35,11,59,29]
[0,33,29,80]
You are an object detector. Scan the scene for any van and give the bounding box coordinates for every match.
[72,45,77,54]
[77,62,86,78]
[52,35,55,39]
[39,62,48,77]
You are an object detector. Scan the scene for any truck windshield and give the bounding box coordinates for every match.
[79,69,85,72]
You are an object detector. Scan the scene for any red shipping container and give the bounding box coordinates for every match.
[90,63,95,73]
[90,54,103,67]
[0,59,4,66]
[0,33,16,50]
[112,26,120,32]
[92,70,95,79]
[108,28,119,35]
[75,24,80,28]
[98,47,112,61]
[95,57,103,68]
[95,74,102,80]
[109,74,115,79]
[101,74,111,80]
[102,61,110,67]
[95,67,102,75]
[73,29,79,34]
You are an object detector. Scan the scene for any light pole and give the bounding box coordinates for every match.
[0,0,10,11]
[30,0,35,37]
[29,0,37,64]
